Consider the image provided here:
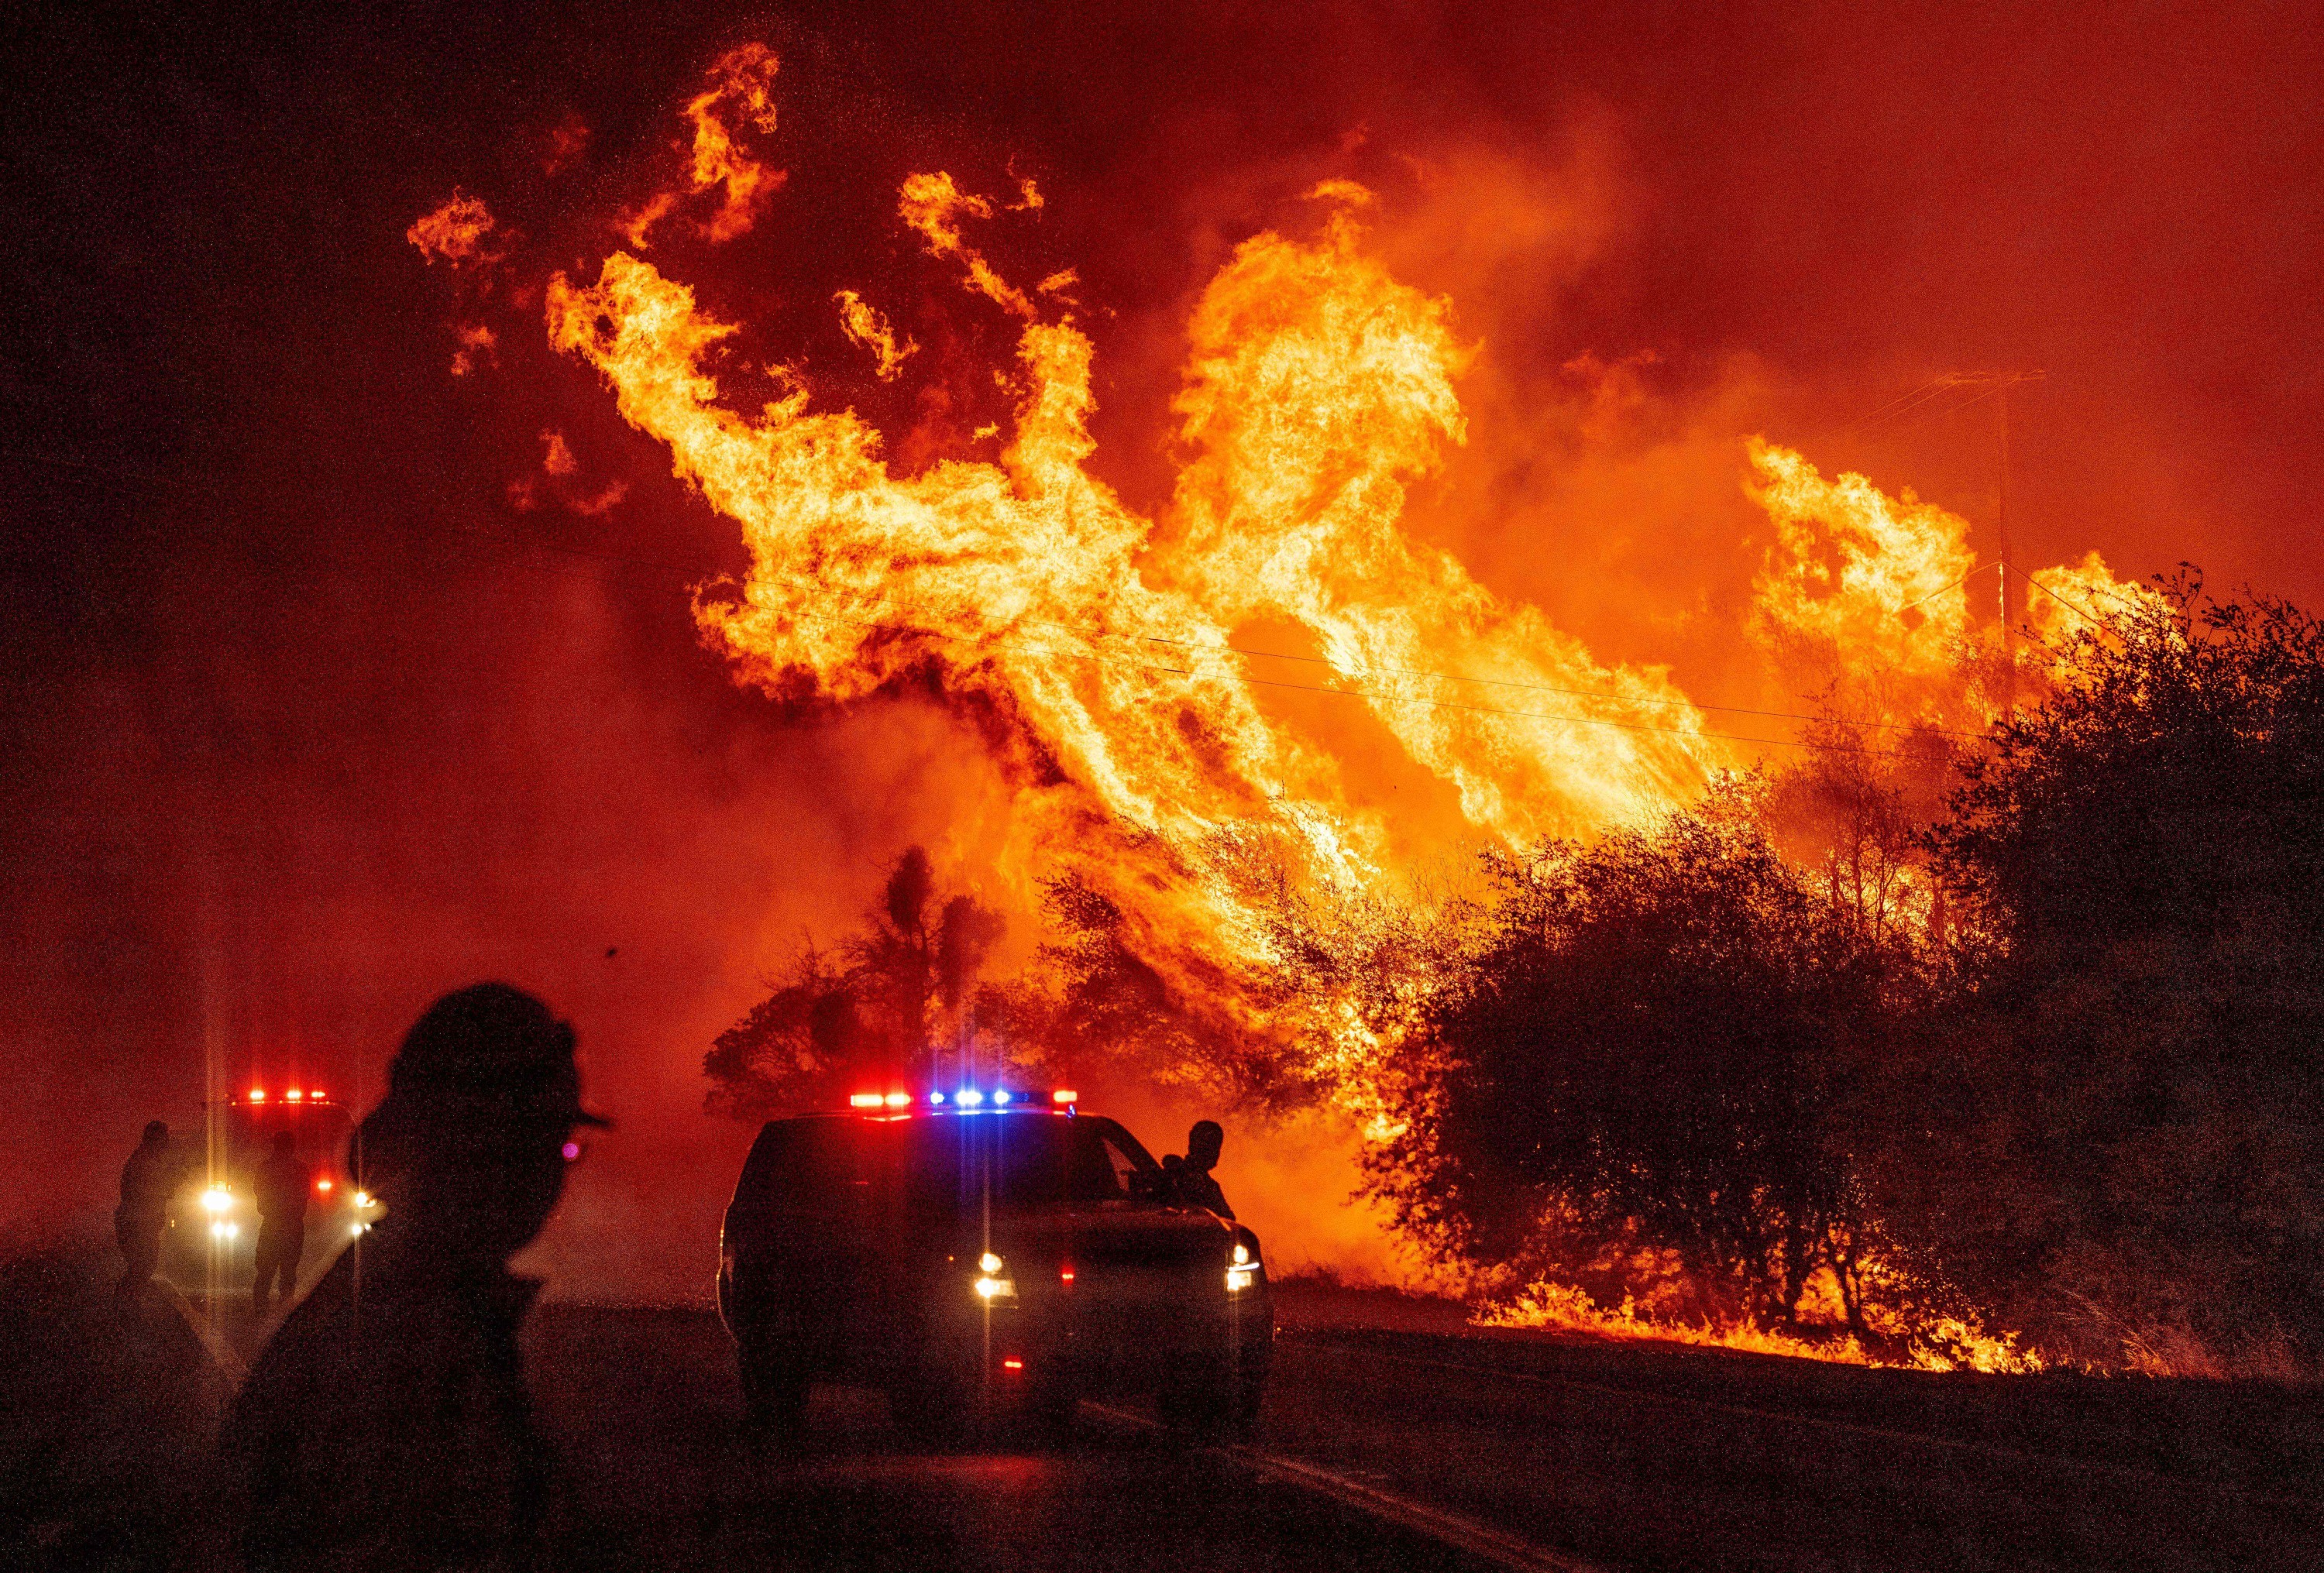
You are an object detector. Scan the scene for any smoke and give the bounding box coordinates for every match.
[6,0,2319,1300]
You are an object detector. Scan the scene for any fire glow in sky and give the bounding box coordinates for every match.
[414,43,2150,1118]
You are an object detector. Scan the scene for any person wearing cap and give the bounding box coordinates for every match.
[221,983,607,1572]
[115,1119,181,1303]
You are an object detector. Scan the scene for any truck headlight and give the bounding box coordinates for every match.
[201,1187,232,1214]
[209,1221,239,1242]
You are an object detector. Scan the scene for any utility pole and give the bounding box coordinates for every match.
[1935,371,2045,702]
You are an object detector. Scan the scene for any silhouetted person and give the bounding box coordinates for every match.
[115,1119,177,1303]
[221,984,607,1571]
[1160,1120,1233,1218]
[251,1131,311,1314]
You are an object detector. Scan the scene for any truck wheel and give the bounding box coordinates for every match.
[737,1341,807,1434]
[1157,1365,1232,1441]
[1028,1386,1080,1444]
[1226,1365,1266,1441]
[887,1377,966,1449]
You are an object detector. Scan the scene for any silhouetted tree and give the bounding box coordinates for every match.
[1373,781,1910,1332]
[1898,575,2324,1370]
[704,847,1005,1118]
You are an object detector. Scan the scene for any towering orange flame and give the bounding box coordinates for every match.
[542,168,1786,1084]
[539,60,2137,1097]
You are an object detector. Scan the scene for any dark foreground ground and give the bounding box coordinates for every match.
[3,1248,2320,1571]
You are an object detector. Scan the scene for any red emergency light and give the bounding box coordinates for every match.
[849,1087,1079,1112]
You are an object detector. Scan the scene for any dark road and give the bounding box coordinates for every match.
[6,1255,2322,1571]
[523,1305,1543,1573]
[522,1306,2324,1573]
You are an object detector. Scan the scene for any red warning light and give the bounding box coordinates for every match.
[1060,1266,1076,1285]
[848,1093,883,1108]
[285,1088,304,1102]
[249,1089,266,1103]
[1002,1358,1024,1372]
[316,1178,333,1193]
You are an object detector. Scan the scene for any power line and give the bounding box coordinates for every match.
[861,620,1923,759]
[2006,562,2113,631]
[1102,630,1984,740]
[1895,561,1998,618]
[1,444,1974,761]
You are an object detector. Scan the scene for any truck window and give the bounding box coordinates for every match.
[734,1120,867,1219]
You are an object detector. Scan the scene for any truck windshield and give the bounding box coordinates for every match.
[895,1114,1157,1215]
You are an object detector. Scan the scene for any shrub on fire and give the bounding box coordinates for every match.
[1367,781,1925,1345]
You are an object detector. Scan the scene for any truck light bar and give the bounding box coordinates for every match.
[847,1087,1081,1111]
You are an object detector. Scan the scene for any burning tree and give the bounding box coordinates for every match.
[1370,781,1922,1340]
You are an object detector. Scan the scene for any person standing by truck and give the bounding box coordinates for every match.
[115,1119,179,1306]
[252,1129,311,1314]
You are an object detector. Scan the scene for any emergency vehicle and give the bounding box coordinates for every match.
[163,1084,380,1286]
[717,1087,1272,1439]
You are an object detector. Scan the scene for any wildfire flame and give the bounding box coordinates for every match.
[542,167,1786,1078]
[624,43,784,248]
[435,44,2164,1365]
